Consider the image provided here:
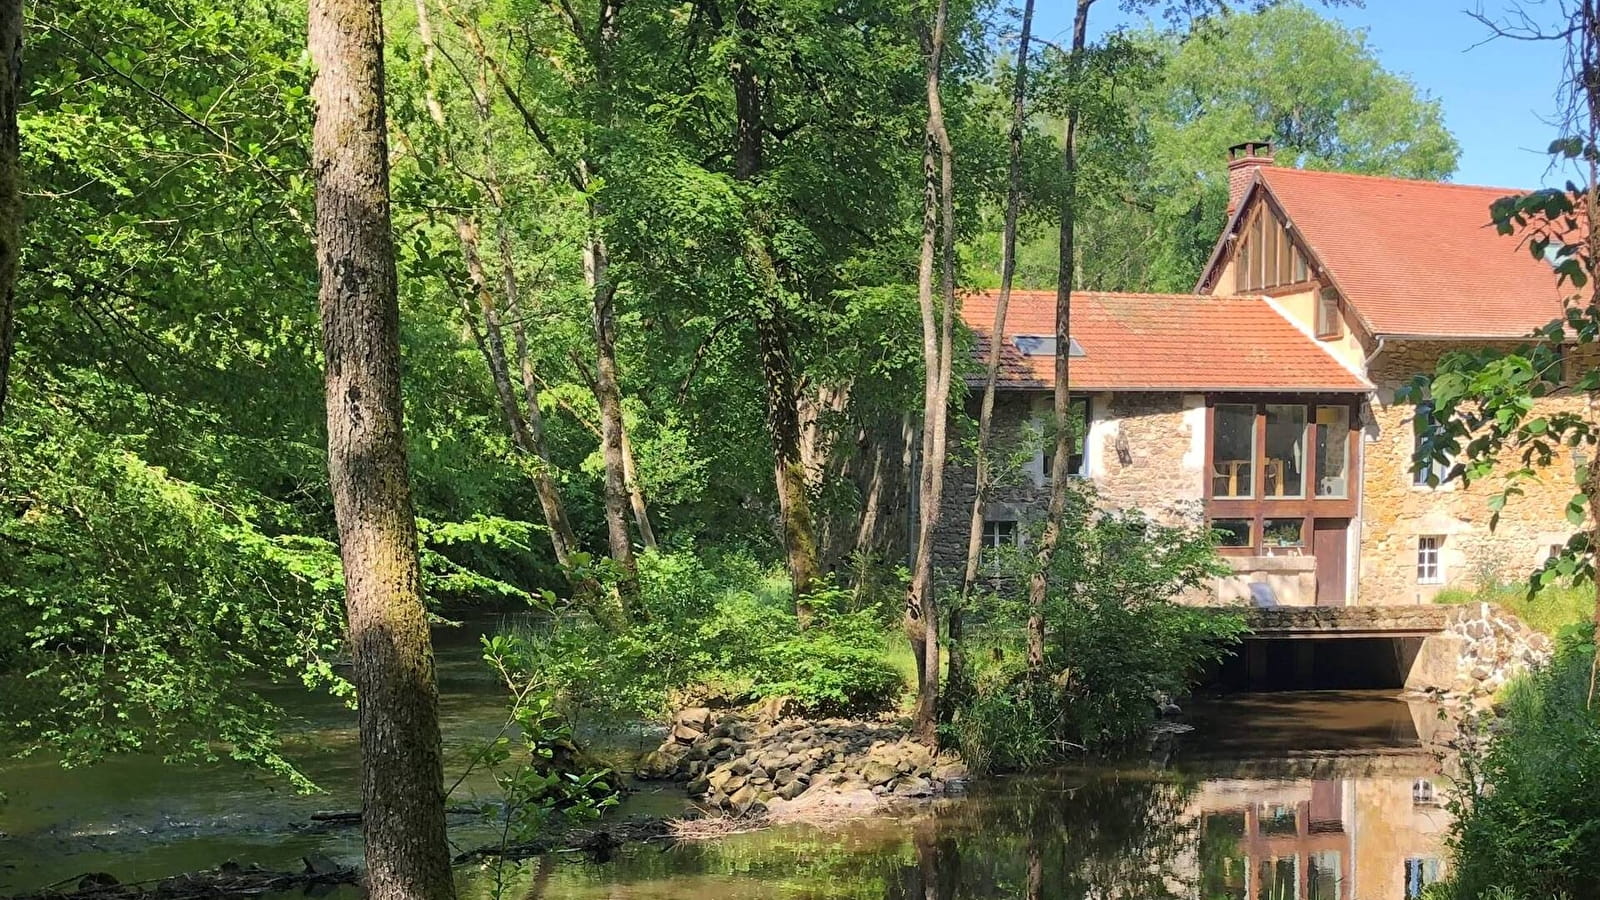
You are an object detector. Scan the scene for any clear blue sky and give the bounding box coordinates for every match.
[1031,1,1573,190]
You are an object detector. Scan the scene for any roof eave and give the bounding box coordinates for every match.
[1373,331,1552,341]
[971,381,1372,393]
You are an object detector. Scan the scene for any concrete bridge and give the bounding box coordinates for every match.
[1198,603,1535,692]
[1225,605,1450,640]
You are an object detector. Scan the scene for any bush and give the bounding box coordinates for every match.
[495,549,906,725]
[1437,625,1600,899]
[951,487,1246,772]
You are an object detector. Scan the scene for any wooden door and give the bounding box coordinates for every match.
[1313,518,1349,607]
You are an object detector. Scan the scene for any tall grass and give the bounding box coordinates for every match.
[1433,582,1594,636]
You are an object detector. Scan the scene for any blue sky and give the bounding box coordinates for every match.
[1031,1,1573,189]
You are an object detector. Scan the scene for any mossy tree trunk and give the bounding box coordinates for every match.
[308,0,455,896]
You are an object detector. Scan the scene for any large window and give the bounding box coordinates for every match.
[1237,207,1310,291]
[1263,404,1307,498]
[1208,399,1357,556]
[1316,406,1351,497]
[1212,404,1257,497]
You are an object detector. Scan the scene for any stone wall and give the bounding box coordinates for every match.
[1361,341,1583,604]
[1403,603,1553,700]
[931,389,1205,575]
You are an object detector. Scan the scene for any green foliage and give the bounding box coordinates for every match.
[492,550,907,724]
[1436,629,1600,899]
[477,639,621,840]
[0,392,345,786]
[951,487,1245,773]
[1402,136,1600,596]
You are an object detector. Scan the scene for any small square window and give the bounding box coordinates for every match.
[1417,536,1444,585]
[1264,518,1306,549]
[1213,518,1253,548]
[982,519,1018,549]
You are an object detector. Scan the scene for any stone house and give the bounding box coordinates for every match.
[942,142,1579,607]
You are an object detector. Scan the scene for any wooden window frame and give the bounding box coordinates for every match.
[982,519,1018,549]
[1204,395,1361,556]
[1315,287,1343,340]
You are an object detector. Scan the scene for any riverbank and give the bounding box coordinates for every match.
[636,710,969,818]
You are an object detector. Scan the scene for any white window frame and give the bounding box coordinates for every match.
[981,519,1018,549]
[1417,536,1444,585]
[1411,401,1453,489]
[1028,395,1091,486]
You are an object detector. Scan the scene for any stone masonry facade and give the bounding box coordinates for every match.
[931,390,1203,576]
[1361,340,1583,603]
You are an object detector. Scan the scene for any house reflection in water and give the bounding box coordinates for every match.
[1196,775,1449,899]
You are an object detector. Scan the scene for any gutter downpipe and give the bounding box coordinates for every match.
[1355,335,1386,607]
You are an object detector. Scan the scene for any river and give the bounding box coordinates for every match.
[0,622,1456,899]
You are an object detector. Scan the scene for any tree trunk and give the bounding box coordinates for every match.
[0,1,19,426]
[457,219,533,446]
[905,0,954,742]
[308,0,454,896]
[758,312,823,615]
[729,0,822,620]
[585,221,642,618]
[1024,0,1091,677]
[411,0,598,610]
[950,0,1035,716]
[620,422,658,552]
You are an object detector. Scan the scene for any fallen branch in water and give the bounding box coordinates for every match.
[452,816,674,864]
[2,858,357,900]
[308,805,483,826]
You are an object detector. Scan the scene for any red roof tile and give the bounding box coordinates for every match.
[1249,167,1570,337]
[961,290,1370,392]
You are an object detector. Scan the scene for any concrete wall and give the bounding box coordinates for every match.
[1360,341,1582,603]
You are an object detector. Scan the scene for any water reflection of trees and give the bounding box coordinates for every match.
[889,773,1200,899]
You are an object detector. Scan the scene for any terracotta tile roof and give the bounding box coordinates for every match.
[1251,167,1571,337]
[960,290,1371,392]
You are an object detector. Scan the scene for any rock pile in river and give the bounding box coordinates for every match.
[636,708,967,817]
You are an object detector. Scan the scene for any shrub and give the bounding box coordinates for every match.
[495,549,906,725]
[1438,626,1600,899]
[950,486,1246,772]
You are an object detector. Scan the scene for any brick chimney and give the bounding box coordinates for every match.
[1226,140,1274,218]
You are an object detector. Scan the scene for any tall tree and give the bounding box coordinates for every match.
[308,0,455,896]
[0,0,19,426]
[443,1,641,617]
[905,0,956,739]
[725,0,825,620]
[952,0,1036,710]
[1025,0,1092,675]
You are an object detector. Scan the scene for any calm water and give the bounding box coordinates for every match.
[0,623,1457,900]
